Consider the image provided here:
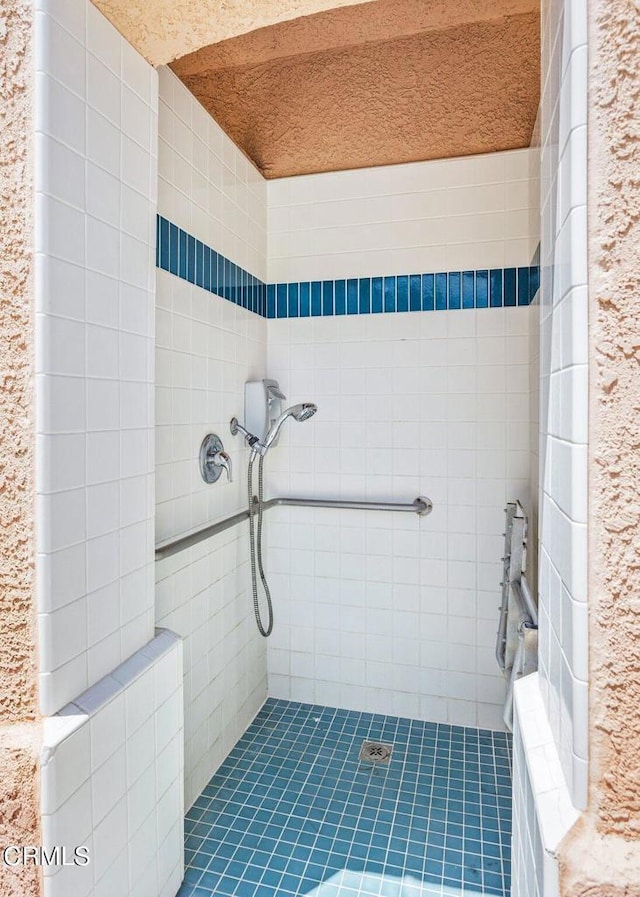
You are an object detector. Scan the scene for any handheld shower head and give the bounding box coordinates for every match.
[260,402,317,453]
[291,402,317,423]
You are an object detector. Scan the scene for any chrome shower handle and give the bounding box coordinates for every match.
[211,450,232,483]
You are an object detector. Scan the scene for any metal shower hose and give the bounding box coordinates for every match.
[247,451,273,637]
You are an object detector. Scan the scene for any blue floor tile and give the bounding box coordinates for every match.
[181,699,512,896]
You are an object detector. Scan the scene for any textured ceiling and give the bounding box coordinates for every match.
[90,0,540,179]
[90,0,374,65]
[171,0,540,179]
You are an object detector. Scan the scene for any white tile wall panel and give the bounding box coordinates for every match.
[41,630,183,897]
[513,0,589,893]
[156,72,268,809]
[155,532,267,809]
[264,307,533,729]
[158,67,267,284]
[537,0,589,811]
[34,0,158,715]
[155,46,539,783]
[268,149,539,283]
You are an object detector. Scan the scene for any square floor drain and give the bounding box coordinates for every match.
[359,741,393,764]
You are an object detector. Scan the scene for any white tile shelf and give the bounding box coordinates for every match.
[41,630,184,897]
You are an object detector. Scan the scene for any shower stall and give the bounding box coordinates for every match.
[26,1,587,895]
[8,0,634,894]
[152,59,539,897]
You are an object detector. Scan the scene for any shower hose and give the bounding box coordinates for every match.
[247,450,273,637]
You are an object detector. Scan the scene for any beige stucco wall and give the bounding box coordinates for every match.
[0,1,42,894]
[560,0,640,893]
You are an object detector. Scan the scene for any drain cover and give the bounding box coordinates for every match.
[359,741,392,764]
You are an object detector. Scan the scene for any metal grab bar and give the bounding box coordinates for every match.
[155,495,432,560]
[262,496,432,515]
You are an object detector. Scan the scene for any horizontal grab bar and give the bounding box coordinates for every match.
[155,495,432,560]
[262,496,432,515]
[155,508,251,559]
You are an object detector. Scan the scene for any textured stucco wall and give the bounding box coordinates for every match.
[174,10,539,178]
[0,728,41,896]
[91,0,374,65]
[560,0,640,893]
[0,1,42,894]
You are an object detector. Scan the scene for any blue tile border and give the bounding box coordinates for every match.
[156,215,540,320]
[156,215,267,316]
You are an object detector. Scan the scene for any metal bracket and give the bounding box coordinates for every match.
[414,496,433,516]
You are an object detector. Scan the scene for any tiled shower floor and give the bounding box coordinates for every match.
[178,699,512,897]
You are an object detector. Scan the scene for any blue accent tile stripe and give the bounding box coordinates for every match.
[422,273,434,311]
[435,273,447,310]
[347,279,358,315]
[323,280,334,316]
[462,271,474,309]
[288,283,299,318]
[155,215,540,321]
[334,280,345,316]
[372,276,383,314]
[397,274,409,312]
[265,267,539,318]
[311,281,322,317]
[410,274,421,311]
[504,268,516,307]
[476,269,489,308]
[359,278,370,315]
[156,215,267,317]
[384,276,396,313]
[448,271,461,310]
[300,282,310,317]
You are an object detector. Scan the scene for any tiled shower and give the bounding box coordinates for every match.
[31,1,588,896]
[154,64,539,808]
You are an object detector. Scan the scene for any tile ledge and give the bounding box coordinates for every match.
[42,628,182,754]
[514,672,581,856]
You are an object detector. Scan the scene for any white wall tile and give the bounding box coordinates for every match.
[265,306,532,728]
[513,4,588,893]
[158,67,267,283]
[268,149,539,282]
[156,72,268,810]
[537,0,588,811]
[34,0,158,715]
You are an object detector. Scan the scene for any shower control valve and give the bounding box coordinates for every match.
[199,434,232,484]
